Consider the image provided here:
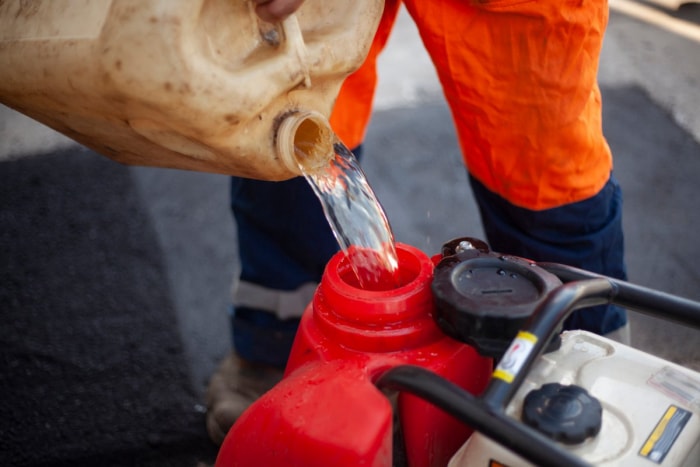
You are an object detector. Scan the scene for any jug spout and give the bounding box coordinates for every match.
[276,110,335,175]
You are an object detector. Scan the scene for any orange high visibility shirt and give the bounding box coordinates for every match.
[329,0,402,150]
[330,0,613,211]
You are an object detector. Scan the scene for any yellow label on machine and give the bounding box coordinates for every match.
[492,331,538,384]
[639,405,692,463]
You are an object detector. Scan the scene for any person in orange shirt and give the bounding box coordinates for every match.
[206,0,629,444]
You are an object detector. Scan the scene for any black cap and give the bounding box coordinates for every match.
[432,237,562,358]
[522,383,603,445]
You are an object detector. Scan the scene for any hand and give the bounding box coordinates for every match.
[252,0,305,22]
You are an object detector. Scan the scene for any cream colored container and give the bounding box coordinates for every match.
[0,0,382,179]
[450,331,700,467]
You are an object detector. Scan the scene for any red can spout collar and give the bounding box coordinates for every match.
[313,243,443,352]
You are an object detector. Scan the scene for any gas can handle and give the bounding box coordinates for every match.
[281,14,311,88]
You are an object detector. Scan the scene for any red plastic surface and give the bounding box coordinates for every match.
[216,244,492,467]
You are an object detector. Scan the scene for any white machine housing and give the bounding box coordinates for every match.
[450,330,700,466]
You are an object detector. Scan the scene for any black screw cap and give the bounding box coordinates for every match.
[432,237,563,359]
[522,383,603,445]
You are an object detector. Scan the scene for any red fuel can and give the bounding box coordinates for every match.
[216,243,492,467]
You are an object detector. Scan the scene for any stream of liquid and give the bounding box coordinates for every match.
[295,139,400,290]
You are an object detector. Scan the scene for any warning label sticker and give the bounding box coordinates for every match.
[492,331,537,384]
[639,405,692,464]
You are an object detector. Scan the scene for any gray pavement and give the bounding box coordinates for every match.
[0,148,220,466]
[1,3,700,466]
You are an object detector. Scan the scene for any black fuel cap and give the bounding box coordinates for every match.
[522,383,603,445]
[432,237,563,358]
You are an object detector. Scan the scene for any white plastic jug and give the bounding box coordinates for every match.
[0,0,383,179]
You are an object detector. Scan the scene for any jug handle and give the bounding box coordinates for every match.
[281,14,311,88]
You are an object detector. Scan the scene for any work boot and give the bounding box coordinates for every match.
[205,353,284,445]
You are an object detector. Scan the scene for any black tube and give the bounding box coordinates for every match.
[375,365,590,467]
[481,278,613,409]
[541,263,700,330]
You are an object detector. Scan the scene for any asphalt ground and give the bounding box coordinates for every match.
[2,4,700,467]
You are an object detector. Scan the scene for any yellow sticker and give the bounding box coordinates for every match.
[639,405,692,463]
[492,331,538,383]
